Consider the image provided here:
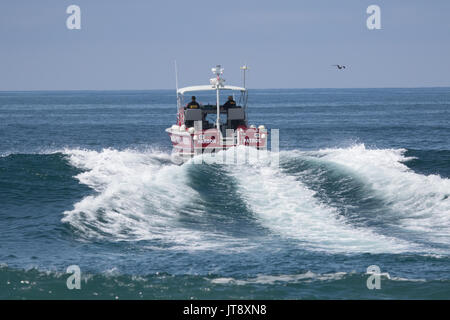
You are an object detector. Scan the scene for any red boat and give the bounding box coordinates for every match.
[166,65,268,158]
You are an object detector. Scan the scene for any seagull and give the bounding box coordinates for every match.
[332,64,346,70]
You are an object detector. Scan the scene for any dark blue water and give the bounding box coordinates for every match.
[0,88,449,299]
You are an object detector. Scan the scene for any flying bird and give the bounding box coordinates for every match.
[332,65,346,70]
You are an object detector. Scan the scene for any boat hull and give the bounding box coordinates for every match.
[166,127,267,156]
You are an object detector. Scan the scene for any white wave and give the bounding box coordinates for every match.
[389,276,426,282]
[224,146,416,254]
[61,148,241,250]
[210,271,348,285]
[0,147,63,158]
[307,144,450,246]
[61,144,448,254]
[210,271,426,285]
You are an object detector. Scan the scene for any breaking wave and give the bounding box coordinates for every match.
[61,144,450,255]
[223,147,418,254]
[61,148,247,251]
[210,271,427,285]
[294,144,450,247]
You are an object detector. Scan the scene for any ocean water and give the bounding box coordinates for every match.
[0,88,449,299]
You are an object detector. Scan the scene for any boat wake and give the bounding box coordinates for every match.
[61,148,247,251]
[291,144,450,248]
[224,147,418,254]
[61,144,450,255]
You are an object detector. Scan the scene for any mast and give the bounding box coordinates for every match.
[240,65,249,124]
[240,64,249,88]
[211,65,224,135]
[175,60,180,110]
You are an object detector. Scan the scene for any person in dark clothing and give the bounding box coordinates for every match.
[223,96,236,109]
[186,96,200,109]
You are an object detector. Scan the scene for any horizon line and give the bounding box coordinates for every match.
[1,85,450,93]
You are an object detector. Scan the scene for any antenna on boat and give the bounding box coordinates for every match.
[211,65,224,133]
[175,60,180,109]
[240,64,249,88]
[240,65,249,123]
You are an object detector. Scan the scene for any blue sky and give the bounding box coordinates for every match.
[1,0,449,90]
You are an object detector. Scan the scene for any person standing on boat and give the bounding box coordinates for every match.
[186,96,200,109]
[223,96,236,109]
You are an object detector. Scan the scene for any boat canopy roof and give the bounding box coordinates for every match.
[177,85,246,95]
